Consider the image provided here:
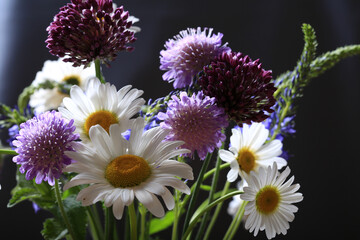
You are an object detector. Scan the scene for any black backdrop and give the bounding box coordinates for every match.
[0,0,359,239]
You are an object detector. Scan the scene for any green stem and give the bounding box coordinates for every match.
[223,201,248,240]
[139,204,147,240]
[94,58,105,83]
[86,206,103,240]
[0,149,17,155]
[195,145,224,240]
[105,207,115,240]
[172,190,181,240]
[181,152,213,238]
[227,201,248,240]
[181,190,242,240]
[269,101,291,141]
[54,179,77,240]
[203,180,231,240]
[128,203,137,240]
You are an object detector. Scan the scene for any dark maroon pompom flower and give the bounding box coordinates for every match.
[198,51,276,125]
[46,0,137,67]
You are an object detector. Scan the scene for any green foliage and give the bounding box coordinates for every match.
[149,211,175,235]
[41,218,68,240]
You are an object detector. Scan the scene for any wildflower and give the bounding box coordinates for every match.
[219,122,287,182]
[198,51,276,125]
[58,78,145,142]
[64,117,194,219]
[241,163,303,239]
[160,27,230,89]
[29,58,96,113]
[158,91,228,160]
[46,0,137,67]
[12,111,79,186]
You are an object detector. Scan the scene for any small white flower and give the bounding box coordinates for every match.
[219,122,287,182]
[241,163,303,239]
[58,78,145,142]
[29,58,96,113]
[63,117,194,219]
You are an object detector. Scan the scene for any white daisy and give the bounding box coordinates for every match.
[219,122,287,182]
[58,78,145,142]
[63,117,194,219]
[240,163,303,239]
[29,58,96,113]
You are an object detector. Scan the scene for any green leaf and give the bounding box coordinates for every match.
[149,210,174,235]
[7,187,41,207]
[41,218,68,240]
[63,195,88,240]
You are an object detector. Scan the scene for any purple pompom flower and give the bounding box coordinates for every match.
[157,91,228,160]
[46,0,136,67]
[12,111,79,186]
[160,27,231,89]
[198,51,277,126]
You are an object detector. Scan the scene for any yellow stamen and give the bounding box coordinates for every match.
[84,110,118,135]
[105,154,151,188]
[62,74,81,85]
[237,148,256,173]
[256,186,280,214]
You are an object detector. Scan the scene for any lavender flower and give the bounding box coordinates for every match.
[160,27,230,89]
[46,0,136,67]
[12,111,79,186]
[198,51,277,126]
[157,91,228,160]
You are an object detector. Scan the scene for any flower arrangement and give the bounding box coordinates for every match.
[0,1,359,240]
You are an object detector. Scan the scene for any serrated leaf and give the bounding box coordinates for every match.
[41,218,68,240]
[149,210,174,235]
[63,196,87,240]
[7,187,41,207]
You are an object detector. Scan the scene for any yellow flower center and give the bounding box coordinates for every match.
[105,154,151,188]
[256,186,280,214]
[62,74,81,85]
[237,148,256,174]
[84,110,118,135]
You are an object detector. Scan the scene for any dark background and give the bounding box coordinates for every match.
[1,0,359,239]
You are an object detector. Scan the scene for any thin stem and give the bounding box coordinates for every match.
[54,179,77,240]
[94,58,105,83]
[128,202,137,240]
[105,207,115,240]
[227,201,248,240]
[0,149,17,155]
[195,144,224,240]
[203,180,231,240]
[172,189,181,240]
[181,190,243,240]
[181,152,213,238]
[86,206,103,240]
[223,201,248,240]
[269,101,291,141]
[139,204,147,240]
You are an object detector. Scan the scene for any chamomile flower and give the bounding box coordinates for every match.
[58,78,145,142]
[29,58,95,113]
[227,180,248,217]
[63,117,194,219]
[240,163,303,239]
[219,122,287,182]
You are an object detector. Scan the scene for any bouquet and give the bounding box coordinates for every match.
[0,1,359,239]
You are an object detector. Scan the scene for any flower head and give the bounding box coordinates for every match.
[64,117,194,219]
[157,91,228,160]
[160,27,230,89]
[12,111,79,186]
[241,163,303,239]
[46,0,137,67]
[59,78,145,142]
[29,58,96,113]
[198,51,276,125]
[219,122,287,182]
